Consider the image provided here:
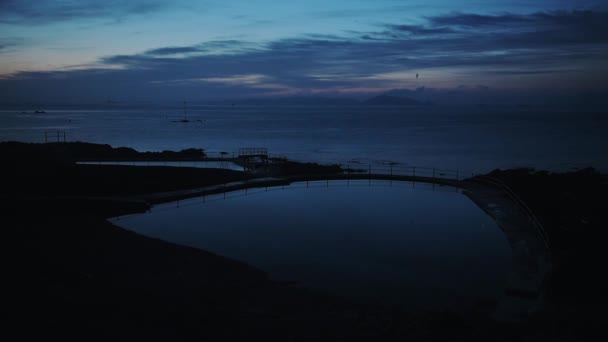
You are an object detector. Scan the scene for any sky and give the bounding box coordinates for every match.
[1,0,608,104]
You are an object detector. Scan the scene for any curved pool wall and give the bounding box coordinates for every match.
[463,185,552,321]
[113,180,513,313]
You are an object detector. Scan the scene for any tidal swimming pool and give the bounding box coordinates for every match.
[112,180,512,312]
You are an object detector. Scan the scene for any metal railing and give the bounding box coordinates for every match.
[204,151,237,159]
[343,164,461,180]
[238,147,268,158]
[143,178,461,214]
[44,130,66,143]
[203,151,287,161]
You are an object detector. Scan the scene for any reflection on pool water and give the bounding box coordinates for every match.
[113,180,512,312]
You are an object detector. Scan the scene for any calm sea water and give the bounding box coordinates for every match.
[113,181,512,312]
[1,105,606,174]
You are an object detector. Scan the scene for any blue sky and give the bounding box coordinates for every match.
[1,0,607,103]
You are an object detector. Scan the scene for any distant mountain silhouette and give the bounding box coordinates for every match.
[217,96,359,106]
[363,95,422,106]
[218,95,427,106]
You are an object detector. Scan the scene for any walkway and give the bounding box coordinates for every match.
[464,180,552,322]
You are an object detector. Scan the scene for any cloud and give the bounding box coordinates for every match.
[482,69,578,75]
[0,0,172,24]
[149,74,291,90]
[145,46,202,56]
[428,12,533,27]
[1,9,608,102]
[429,9,608,28]
[199,74,270,85]
[143,40,260,57]
[387,24,456,36]
[0,38,23,53]
[427,10,608,45]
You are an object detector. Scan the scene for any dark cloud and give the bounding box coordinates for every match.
[0,0,169,24]
[2,10,608,102]
[145,46,203,56]
[0,38,22,53]
[428,12,532,27]
[428,10,608,45]
[483,69,577,75]
[387,24,455,35]
[303,34,346,40]
[143,40,260,56]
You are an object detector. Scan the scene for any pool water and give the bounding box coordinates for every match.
[113,180,512,312]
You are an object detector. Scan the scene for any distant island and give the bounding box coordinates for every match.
[214,96,360,106]
[18,110,47,114]
[213,94,427,106]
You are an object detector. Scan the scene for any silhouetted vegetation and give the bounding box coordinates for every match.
[0,144,245,198]
[0,141,206,163]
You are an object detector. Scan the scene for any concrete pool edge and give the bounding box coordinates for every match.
[463,184,551,322]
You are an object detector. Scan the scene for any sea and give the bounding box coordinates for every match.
[1,104,606,175]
